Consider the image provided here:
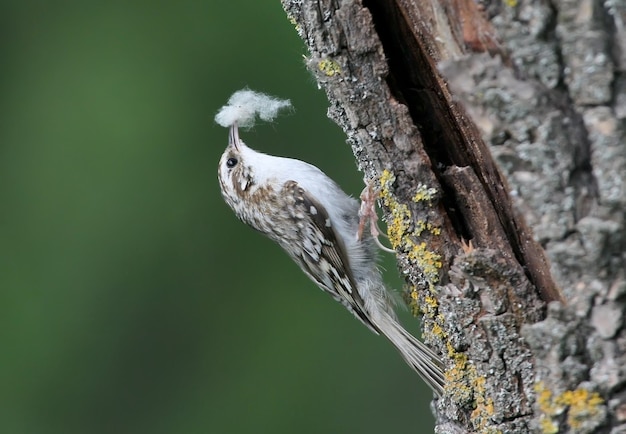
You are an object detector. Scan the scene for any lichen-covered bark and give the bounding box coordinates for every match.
[443,0,626,431]
[282,0,625,432]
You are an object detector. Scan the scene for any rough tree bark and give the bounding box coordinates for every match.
[281,0,626,432]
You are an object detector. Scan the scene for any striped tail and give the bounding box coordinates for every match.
[375,314,444,395]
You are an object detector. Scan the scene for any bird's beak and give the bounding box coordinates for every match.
[229,122,240,151]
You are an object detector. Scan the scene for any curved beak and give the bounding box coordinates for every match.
[228,122,240,150]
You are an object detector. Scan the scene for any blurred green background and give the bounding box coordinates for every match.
[0,1,434,433]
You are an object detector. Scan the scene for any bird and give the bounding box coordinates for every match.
[217,122,444,395]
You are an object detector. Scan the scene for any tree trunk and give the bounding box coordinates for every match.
[282,0,626,432]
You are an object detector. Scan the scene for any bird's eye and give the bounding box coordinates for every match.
[226,157,238,168]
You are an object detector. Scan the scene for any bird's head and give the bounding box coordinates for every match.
[217,123,260,210]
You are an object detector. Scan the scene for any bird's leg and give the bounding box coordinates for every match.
[357,182,396,253]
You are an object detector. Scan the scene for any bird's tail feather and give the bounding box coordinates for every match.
[376,315,444,395]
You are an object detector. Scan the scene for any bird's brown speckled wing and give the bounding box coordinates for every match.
[282,180,377,332]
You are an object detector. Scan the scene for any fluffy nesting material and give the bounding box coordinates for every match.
[215,89,291,129]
